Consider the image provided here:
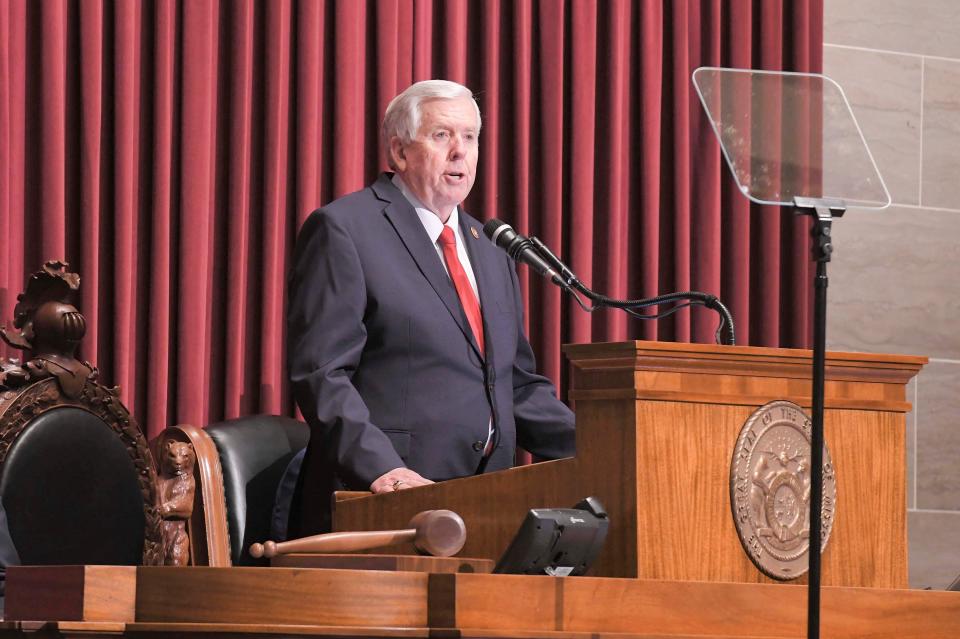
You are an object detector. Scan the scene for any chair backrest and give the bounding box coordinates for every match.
[0,260,161,567]
[0,380,163,566]
[205,415,310,565]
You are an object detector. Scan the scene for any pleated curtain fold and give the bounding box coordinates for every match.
[0,0,822,438]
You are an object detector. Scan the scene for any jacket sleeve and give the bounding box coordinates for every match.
[507,263,577,460]
[287,210,405,488]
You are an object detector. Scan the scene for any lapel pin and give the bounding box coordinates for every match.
[471,227,480,239]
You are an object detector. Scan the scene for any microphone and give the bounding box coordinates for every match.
[529,236,579,286]
[482,219,564,286]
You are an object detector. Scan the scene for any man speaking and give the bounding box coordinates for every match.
[287,80,575,535]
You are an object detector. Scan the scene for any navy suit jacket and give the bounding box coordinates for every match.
[287,174,575,534]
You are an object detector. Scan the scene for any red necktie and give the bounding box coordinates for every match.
[438,226,484,355]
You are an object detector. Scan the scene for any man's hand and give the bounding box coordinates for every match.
[370,467,434,494]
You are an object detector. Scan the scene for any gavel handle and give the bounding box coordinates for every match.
[262,528,416,556]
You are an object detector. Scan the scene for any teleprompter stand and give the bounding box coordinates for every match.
[794,195,845,637]
[693,68,891,639]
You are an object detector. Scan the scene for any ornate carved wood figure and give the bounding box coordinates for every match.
[157,439,197,565]
[0,261,163,565]
[152,424,231,567]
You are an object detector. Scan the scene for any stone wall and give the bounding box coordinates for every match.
[824,0,960,589]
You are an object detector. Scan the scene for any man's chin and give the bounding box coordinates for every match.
[440,186,474,208]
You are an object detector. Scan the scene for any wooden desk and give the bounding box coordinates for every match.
[3,566,958,639]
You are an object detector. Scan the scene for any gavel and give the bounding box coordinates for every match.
[249,509,466,559]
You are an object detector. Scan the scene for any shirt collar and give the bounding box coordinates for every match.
[392,174,460,244]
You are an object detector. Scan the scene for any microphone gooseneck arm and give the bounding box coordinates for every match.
[483,219,736,346]
[564,278,737,346]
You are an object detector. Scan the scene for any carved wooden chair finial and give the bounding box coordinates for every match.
[0,260,95,399]
[0,260,164,566]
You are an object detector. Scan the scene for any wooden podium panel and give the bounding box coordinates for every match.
[270,553,493,573]
[331,341,925,588]
[4,566,959,638]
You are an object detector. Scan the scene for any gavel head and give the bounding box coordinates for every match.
[408,509,466,557]
[248,540,277,559]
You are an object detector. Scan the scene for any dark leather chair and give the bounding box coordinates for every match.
[0,384,162,572]
[1,405,156,565]
[204,415,310,566]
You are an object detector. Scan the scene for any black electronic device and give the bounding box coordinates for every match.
[493,496,608,576]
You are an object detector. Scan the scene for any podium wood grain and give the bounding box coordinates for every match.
[270,553,493,573]
[6,566,958,638]
[332,341,925,587]
[4,565,136,622]
[135,568,428,627]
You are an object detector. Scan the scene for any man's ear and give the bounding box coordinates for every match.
[389,137,407,171]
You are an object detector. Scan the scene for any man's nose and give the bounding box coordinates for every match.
[448,134,466,158]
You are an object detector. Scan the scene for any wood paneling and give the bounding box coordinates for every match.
[451,573,960,639]
[56,621,128,633]
[271,553,493,573]
[4,567,958,638]
[5,565,87,622]
[625,402,908,587]
[5,566,136,622]
[331,458,583,569]
[122,623,430,637]
[134,567,428,627]
[333,341,923,587]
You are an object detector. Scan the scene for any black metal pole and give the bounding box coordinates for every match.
[808,258,828,639]
[796,197,844,639]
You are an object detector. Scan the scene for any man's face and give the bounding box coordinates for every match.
[391,97,479,221]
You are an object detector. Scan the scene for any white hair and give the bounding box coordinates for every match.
[382,80,482,170]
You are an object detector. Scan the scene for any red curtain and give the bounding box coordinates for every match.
[0,0,822,438]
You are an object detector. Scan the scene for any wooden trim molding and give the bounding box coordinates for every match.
[564,340,926,413]
[10,566,958,638]
[564,340,927,384]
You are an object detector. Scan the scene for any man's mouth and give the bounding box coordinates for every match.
[445,171,465,180]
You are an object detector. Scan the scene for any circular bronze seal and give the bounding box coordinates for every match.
[730,400,837,581]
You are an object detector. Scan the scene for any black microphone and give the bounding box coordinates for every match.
[482,219,564,287]
[529,236,579,287]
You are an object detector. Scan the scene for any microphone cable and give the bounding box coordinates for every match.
[529,236,737,346]
[484,218,736,346]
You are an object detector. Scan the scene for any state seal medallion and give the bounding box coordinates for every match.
[730,400,837,581]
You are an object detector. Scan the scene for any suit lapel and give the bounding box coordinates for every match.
[374,175,483,359]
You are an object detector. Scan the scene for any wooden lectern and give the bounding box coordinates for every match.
[333,341,925,588]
